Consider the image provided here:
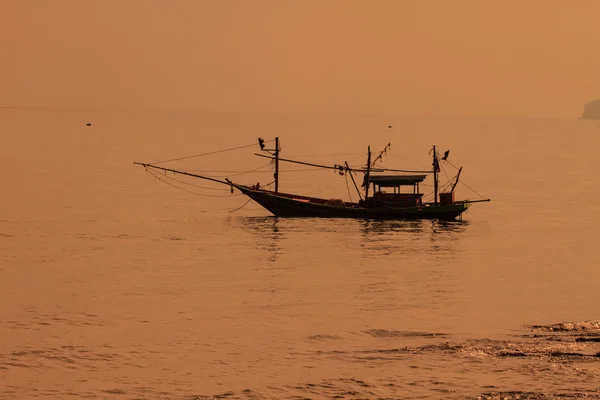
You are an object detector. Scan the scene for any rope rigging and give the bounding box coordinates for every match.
[153,170,231,191]
[438,153,488,201]
[150,140,274,164]
[217,163,272,178]
[255,153,431,174]
[135,136,489,209]
[228,198,253,213]
[146,168,244,198]
[344,172,353,203]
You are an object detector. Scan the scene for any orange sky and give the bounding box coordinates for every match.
[1,1,599,117]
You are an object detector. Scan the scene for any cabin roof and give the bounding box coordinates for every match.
[368,174,427,186]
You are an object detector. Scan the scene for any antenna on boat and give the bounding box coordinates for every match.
[432,145,439,205]
[258,136,280,193]
[364,146,372,203]
[274,137,280,193]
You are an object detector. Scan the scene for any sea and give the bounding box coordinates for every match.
[1,108,599,399]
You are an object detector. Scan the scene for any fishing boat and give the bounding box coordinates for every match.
[134,137,490,220]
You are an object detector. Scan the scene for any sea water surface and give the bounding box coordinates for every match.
[1,109,599,399]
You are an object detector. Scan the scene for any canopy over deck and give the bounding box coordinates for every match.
[368,174,427,187]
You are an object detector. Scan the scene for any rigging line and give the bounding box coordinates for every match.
[185,167,325,173]
[226,163,272,177]
[147,169,244,198]
[255,153,364,172]
[277,167,331,173]
[374,162,433,177]
[438,171,459,193]
[190,163,273,178]
[151,140,273,164]
[344,173,353,203]
[458,180,488,201]
[439,160,451,183]
[439,182,453,193]
[229,198,253,213]
[370,143,391,167]
[443,158,460,171]
[158,171,230,191]
[346,154,367,164]
[184,169,271,173]
[256,153,430,173]
[421,190,435,201]
[387,154,430,168]
[284,152,364,158]
[375,166,432,173]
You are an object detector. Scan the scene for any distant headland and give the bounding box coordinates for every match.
[581,99,600,120]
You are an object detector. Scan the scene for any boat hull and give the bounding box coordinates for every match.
[240,188,469,220]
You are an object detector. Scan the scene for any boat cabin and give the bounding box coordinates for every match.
[366,175,426,207]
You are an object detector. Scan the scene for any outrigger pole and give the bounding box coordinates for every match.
[132,162,232,187]
[255,153,380,173]
[254,153,429,174]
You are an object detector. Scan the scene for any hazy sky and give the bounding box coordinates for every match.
[2,1,599,117]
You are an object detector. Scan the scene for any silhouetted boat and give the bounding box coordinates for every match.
[134,137,490,220]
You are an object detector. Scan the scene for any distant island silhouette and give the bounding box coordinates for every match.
[581,99,600,120]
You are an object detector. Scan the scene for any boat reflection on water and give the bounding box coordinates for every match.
[234,216,284,263]
[235,216,470,262]
[359,219,426,235]
[359,218,469,258]
[359,218,469,235]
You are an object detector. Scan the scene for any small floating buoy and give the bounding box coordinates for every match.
[388,125,392,128]
[86,122,92,127]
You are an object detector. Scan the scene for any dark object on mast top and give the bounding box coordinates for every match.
[442,150,450,161]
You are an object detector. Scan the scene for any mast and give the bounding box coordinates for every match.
[450,167,463,194]
[364,146,372,201]
[274,136,280,193]
[432,145,438,205]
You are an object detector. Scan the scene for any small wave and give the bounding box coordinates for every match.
[307,334,342,341]
[476,391,600,399]
[356,336,600,362]
[529,320,600,332]
[363,329,447,338]
[76,233,97,240]
[1,346,121,372]
[191,392,235,400]
[103,388,126,395]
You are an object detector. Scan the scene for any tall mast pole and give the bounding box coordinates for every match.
[364,146,371,202]
[274,137,280,193]
[432,145,438,205]
[450,167,463,194]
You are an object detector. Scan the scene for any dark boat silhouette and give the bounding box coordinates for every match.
[135,137,490,220]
